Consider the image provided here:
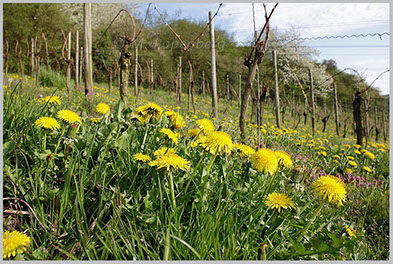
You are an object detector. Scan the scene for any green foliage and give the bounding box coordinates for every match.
[38,66,73,90]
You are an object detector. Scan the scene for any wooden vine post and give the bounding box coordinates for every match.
[4,41,9,79]
[209,11,218,120]
[135,46,138,99]
[374,106,379,142]
[84,3,93,97]
[66,32,72,94]
[238,75,241,107]
[150,59,154,100]
[333,83,339,135]
[202,70,205,96]
[75,30,79,89]
[30,38,35,76]
[309,68,315,136]
[382,109,386,142]
[179,56,182,104]
[273,49,280,129]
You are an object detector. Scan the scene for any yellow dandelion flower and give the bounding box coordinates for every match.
[354,150,361,155]
[95,103,110,115]
[348,161,357,167]
[153,147,177,157]
[345,225,357,238]
[347,156,355,160]
[159,128,180,144]
[201,131,234,155]
[264,192,296,213]
[378,148,385,152]
[234,143,255,157]
[275,150,293,168]
[165,110,176,118]
[345,168,353,174]
[188,128,201,137]
[196,118,215,134]
[319,151,327,157]
[57,110,81,124]
[133,153,151,163]
[312,175,347,206]
[353,144,361,149]
[363,166,372,172]
[135,102,163,119]
[3,230,31,259]
[363,151,375,160]
[250,148,279,175]
[90,117,101,123]
[149,153,190,171]
[42,95,61,105]
[35,117,60,130]
[332,155,341,159]
[345,144,351,149]
[360,149,367,154]
[135,114,151,124]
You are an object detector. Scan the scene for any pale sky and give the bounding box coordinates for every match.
[137,2,390,95]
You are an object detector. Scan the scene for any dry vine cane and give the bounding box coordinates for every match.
[97,5,151,108]
[154,3,222,114]
[239,3,279,143]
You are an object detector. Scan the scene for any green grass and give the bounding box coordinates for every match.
[3,73,389,260]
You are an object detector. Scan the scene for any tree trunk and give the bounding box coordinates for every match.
[240,60,260,142]
[353,91,363,145]
[119,52,132,107]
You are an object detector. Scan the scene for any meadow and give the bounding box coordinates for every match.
[3,73,389,260]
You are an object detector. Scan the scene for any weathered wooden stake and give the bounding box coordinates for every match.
[84,3,93,97]
[31,38,35,75]
[150,59,154,100]
[209,11,218,120]
[309,68,315,136]
[333,83,339,135]
[239,74,241,107]
[226,74,230,100]
[79,46,83,85]
[75,30,79,89]
[135,46,138,99]
[179,56,182,104]
[257,67,261,144]
[375,106,379,142]
[202,70,205,96]
[66,32,71,94]
[382,109,387,142]
[188,62,191,112]
[273,49,280,128]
